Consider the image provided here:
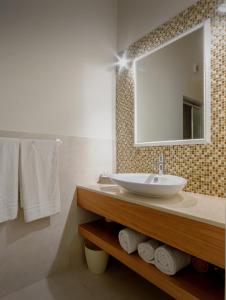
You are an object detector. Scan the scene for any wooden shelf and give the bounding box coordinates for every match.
[79,220,224,300]
[77,187,225,268]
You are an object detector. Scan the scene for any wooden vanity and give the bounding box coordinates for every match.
[77,184,225,300]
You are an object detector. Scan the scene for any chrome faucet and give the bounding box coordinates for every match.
[157,153,165,175]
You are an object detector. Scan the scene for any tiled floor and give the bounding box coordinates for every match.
[1,260,172,300]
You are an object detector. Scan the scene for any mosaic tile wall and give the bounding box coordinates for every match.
[116,0,226,197]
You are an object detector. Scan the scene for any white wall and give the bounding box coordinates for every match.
[0,0,116,139]
[117,0,198,51]
[0,0,116,297]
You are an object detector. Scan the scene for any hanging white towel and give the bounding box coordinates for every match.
[0,138,19,223]
[154,245,191,275]
[138,239,160,264]
[118,228,148,254]
[20,139,61,222]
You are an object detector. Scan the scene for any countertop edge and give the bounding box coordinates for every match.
[76,185,226,229]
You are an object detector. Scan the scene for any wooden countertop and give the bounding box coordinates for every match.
[77,184,225,228]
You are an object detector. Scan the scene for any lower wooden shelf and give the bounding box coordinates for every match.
[78,220,224,300]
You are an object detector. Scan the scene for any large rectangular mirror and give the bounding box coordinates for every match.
[134,20,211,146]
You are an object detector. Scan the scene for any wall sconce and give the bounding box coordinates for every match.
[116,52,130,72]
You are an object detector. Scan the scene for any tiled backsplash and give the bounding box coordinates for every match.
[116,0,225,197]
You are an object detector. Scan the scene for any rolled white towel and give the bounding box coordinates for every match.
[154,245,191,275]
[138,239,160,263]
[118,228,147,254]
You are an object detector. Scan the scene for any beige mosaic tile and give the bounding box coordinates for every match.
[116,0,226,197]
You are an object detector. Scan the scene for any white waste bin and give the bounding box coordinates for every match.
[85,241,109,274]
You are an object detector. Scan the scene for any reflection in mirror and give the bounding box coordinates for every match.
[134,20,210,146]
[183,97,203,139]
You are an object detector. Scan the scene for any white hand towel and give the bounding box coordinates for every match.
[138,239,159,263]
[118,228,148,254]
[0,138,19,223]
[20,139,61,222]
[154,245,191,275]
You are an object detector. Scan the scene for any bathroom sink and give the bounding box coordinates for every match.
[110,173,187,198]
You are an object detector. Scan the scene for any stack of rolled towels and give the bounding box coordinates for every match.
[118,228,191,276]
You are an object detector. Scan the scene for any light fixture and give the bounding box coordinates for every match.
[217,0,226,14]
[116,52,130,72]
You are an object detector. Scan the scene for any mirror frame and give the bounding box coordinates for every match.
[134,19,211,147]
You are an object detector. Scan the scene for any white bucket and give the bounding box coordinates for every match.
[85,241,109,274]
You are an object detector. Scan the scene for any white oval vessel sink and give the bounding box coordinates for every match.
[110,173,187,198]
